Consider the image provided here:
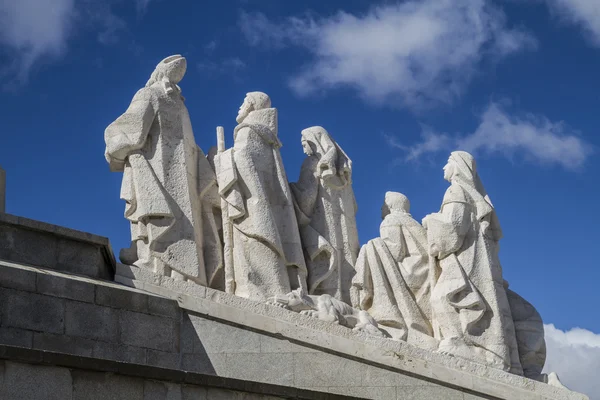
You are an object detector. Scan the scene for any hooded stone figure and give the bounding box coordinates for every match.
[290,126,359,305]
[104,55,223,288]
[352,192,434,346]
[215,92,307,301]
[422,151,522,374]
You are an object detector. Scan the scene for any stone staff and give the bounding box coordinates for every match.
[216,126,235,293]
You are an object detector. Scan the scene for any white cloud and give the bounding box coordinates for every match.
[239,0,536,109]
[545,0,600,45]
[0,0,75,81]
[0,0,154,83]
[390,102,591,169]
[544,323,600,399]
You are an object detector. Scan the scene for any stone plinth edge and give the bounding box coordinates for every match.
[115,263,588,400]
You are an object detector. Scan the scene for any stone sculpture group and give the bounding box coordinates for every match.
[105,55,549,383]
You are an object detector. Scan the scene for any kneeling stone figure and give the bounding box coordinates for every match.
[267,289,383,337]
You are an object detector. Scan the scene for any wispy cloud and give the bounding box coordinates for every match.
[0,0,154,84]
[238,0,536,109]
[544,0,600,46]
[0,0,75,82]
[197,57,246,76]
[544,323,600,399]
[387,102,591,169]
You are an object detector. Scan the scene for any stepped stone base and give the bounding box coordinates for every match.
[0,258,588,400]
[0,213,115,280]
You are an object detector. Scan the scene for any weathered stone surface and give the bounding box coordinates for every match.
[120,310,178,352]
[0,361,72,400]
[92,341,146,364]
[96,284,148,313]
[1,289,64,334]
[72,370,144,400]
[0,264,36,291]
[144,381,185,400]
[65,300,119,341]
[0,327,33,347]
[33,332,95,357]
[37,272,95,303]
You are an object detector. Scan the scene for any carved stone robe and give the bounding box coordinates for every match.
[218,108,307,301]
[425,179,522,373]
[104,83,222,287]
[352,211,433,343]
[290,128,359,305]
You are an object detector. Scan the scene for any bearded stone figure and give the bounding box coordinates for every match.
[290,126,359,305]
[215,92,307,301]
[422,151,522,374]
[104,55,223,288]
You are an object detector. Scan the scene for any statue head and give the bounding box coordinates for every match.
[444,151,476,183]
[382,191,410,218]
[236,91,271,123]
[146,55,187,88]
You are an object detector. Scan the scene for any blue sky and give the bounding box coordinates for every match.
[0,0,599,395]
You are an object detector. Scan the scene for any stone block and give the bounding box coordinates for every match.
[147,349,180,370]
[0,264,36,291]
[396,385,465,400]
[57,238,109,279]
[362,365,425,387]
[0,327,33,347]
[33,332,95,356]
[72,370,144,400]
[221,353,294,387]
[65,300,119,341]
[181,353,225,375]
[184,314,261,354]
[144,381,183,400]
[293,352,365,388]
[182,386,207,400]
[92,341,147,364]
[328,386,397,400]
[148,295,180,318]
[259,334,317,353]
[1,289,64,334]
[96,284,148,313]
[120,310,178,352]
[0,224,59,268]
[37,272,95,303]
[0,361,72,400]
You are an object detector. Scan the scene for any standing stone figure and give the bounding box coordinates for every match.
[422,151,522,373]
[104,55,223,287]
[352,192,434,346]
[290,126,359,305]
[215,92,307,301]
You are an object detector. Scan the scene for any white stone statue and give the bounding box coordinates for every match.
[422,151,522,373]
[104,55,223,288]
[290,126,359,305]
[352,192,434,346]
[214,92,307,301]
